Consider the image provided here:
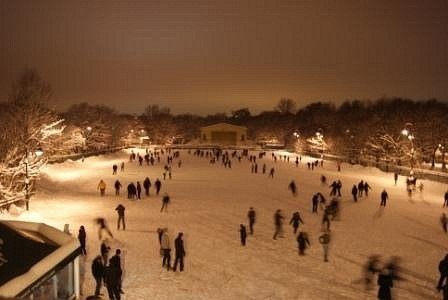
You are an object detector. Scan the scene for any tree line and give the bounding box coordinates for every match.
[1,69,447,207]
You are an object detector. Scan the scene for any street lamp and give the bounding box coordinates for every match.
[24,147,44,210]
[401,123,415,169]
[293,131,300,153]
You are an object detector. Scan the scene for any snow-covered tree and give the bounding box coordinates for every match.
[0,69,65,208]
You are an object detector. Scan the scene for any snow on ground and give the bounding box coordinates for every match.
[2,147,447,299]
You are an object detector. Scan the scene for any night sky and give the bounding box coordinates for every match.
[1,0,447,115]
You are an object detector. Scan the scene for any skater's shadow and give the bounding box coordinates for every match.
[373,207,385,219]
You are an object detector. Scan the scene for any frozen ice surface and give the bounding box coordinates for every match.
[1,148,444,299]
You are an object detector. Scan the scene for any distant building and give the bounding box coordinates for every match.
[0,221,81,299]
[200,123,247,146]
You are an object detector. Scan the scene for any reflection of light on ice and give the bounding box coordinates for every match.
[43,168,85,181]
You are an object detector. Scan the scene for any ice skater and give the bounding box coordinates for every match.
[297,231,310,255]
[160,193,170,212]
[161,228,172,270]
[240,224,247,246]
[78,225,87,255]
[173,232,186,272]
[380,189,388,207]
[289,211,304,234]
[318,230,330,262]
[272,209,284,240]
[115,204,126,230]
[247,207,256,235]
[288,180,297,196]
[95,217,113,240]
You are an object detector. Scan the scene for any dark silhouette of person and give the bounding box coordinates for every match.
[114,180,122,196]
[273,209,284,240]
[104,258,121,299]
[155,178,162,195]
[297,231,310,255]
[78,225,87,255]
[240,224,247,246]
[438,254,448,291]
[247,207,256,235]
[380,190,388,206]
[160,193,170,212]
[312,194,319,213]
[112,164,118,175]
[444,191,448,207]
[289,211,304,234]
[115,204,126,230]
[352,185,358,202]
[136,181,142,199]
[91,255,105,297]
[377,270,393,300]
[173,232,186,272]
[288,180,297,196]
[109,249,123,294]
[143,177,151,196]
[96,217,113,240]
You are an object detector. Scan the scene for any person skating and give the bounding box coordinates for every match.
[98,179,106,197]
[155,178,162,195]
[437,254,448,291]
[289,211,304,234]
[377,269,393,300]
[394,171,398,185]
[240,224,247,246]
[288,180,297,196]
[297,231,310,255]
[91,255,105,297]
[444,190,448,207]
[78,225,87,255]
[358,180,364,197]
[329,181,338,196]
[269,168,275,178]
[442,213,448,233]
[96,217,114,240]
[336,180,342,196]
[312,194,319,213]
[248,207,256,235]
[161,228,172,270]
[364,181,371,197]
[320,175,327,186]
[109,249,124,294]
[322,209,330,231]
[101,240,111,266]
[143,177,151,196]
[115,204,126,230]
[160,193,170,212]
[136,181,142,199]
[352,185,358,202]
[380,189,388,207]
[273,209,284,240]
[114,180,122,196]
[318,230,331,262]
[173,232,186,272]
[104,257,121,300]
[120,161,125,172]
[112,164,118,175]
[364,255,381,290]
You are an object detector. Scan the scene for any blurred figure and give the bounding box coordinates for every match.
[95,217,114,240]
[437,254,448,291]
[161,228,172,270]
[380,190,388,207]
[297,231,310,255]
[97,179,106,196]
[318,230,331,262]
[239,224,247,246]
[289,211,304,234]
[384,256,402,282]
[364,255,382,290]
[160,193,170,212]
[91,255,105,297]
[444,190,448,207]
[247,207,256,235]
[441,213,448,233]
[173,232,186,272]
[288,180,297,196]
[115,204,126,230]
[272,209,284,240]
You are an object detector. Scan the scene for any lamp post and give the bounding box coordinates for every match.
[293,131,300,153]
[401,124,415,170]
[24,147,44,210]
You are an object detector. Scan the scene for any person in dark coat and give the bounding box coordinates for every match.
[247,207,256,235]
[78,225,87,255]
[115,204,126,230]
[380,190,388,206]
[160,193,170,212]
[329,181,337,196]
[272,209,284,240]
[120,161,125,172]
[114,180,122,196]
[394,172,398,185]
[112,164,118,175]
[101,240,111,266]
[444,190,448,207]
[289,211,304,234]
[173,232,186,272]
[364,181,371,197]
[358,180,364,197]
[297,231,310,255]
[104,260,121,300]
[155,178,162,195]
[127,183,135,199]
[441,213,448,233]
[377,270,393,300]
[109,249,123,294]
[239,224,247,246]
[143,177,151,196]
[352,185,358,202]
[437,254,448,291]
[269,168,275,178]
[288,180,297,196]
[136,182,142,199]
[91,255,105,297]
[312,194,319,213]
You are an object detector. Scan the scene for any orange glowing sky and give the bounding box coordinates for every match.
[1,0,447,115]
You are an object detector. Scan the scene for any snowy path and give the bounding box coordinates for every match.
[2,148,447,299]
